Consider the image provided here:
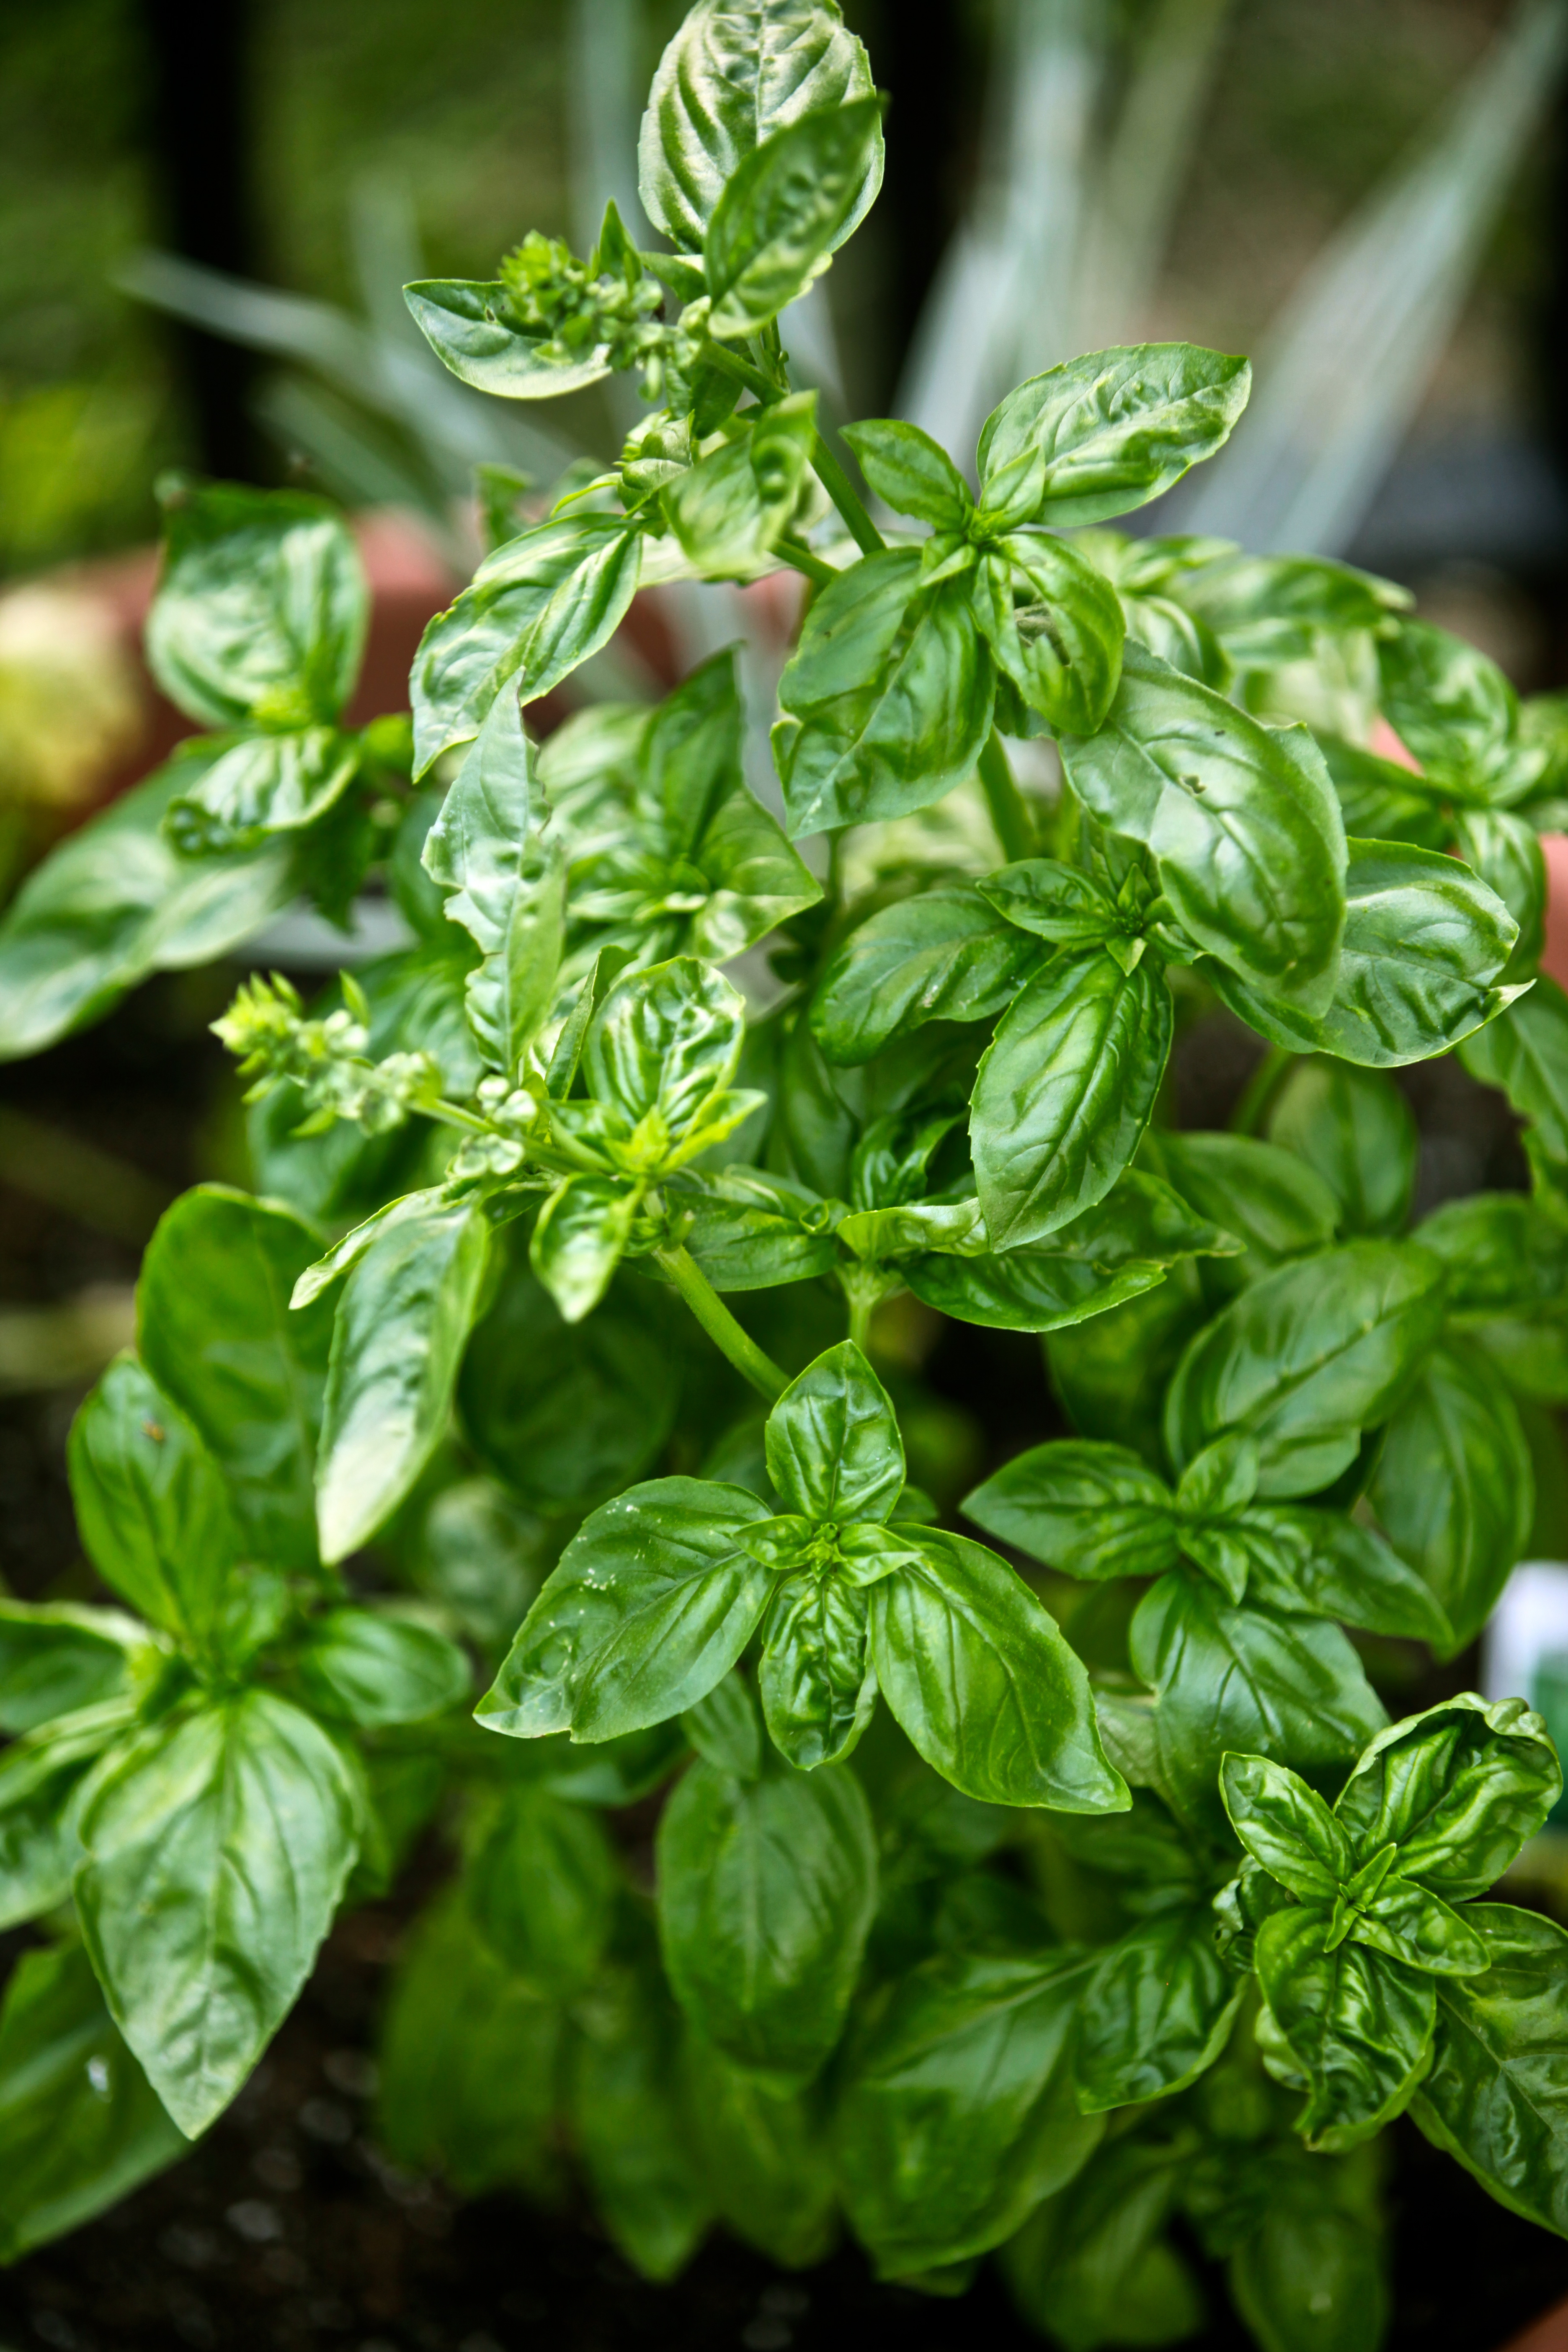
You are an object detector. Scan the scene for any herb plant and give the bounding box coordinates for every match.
[2,5,1568,2341]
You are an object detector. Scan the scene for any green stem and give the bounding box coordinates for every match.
[811,434,884,555]
[1230,1045,1295,1137]
[424,1098,494,1135]
[775,535,839,588]
[697,339,779,404]
[977,729,1034,863]
[847,1290,874,1354]
[655,1244,789,1403]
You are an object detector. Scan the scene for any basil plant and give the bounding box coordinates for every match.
[5,4,1568,2340]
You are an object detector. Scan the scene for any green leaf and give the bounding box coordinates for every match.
[315,1195,491,1565]
[764,1338,903,1521]
[1369,1345,1534,1653]
[1266,1058,1416,1238]
[971,534,1126,735]
[971,946,1173,1248]
[470,1783,619,1998]
[460,1251,678,1511]
[146,477,366,728]
[1176,552,1408,670]
[68,1355,237,1652]
[682,2032,838,2268]
[1354,1878,1491,1977]
[75,1690,362,2136]
[404,276,612,397]
[975,344,1251,530]
[295,1607,470,1728]
[1255,1908,1434,2151]
[681,1666,763,1777]
[676,1166,840,1291]
[1062,645,1346,1003]
[1074,1905,1243,2111]
[1220,1752,1354,1899]
[529,1173,640,1324]
[1245,1508,1454,1647]
[811,886,1035,1065]
[962,1439,1179,1581]
[421,687,565,1075]
[703,95,882,334]
[656,1751,875,2086]
[1414,1903,1568,2235]
[1002,2136,1202,2352]
[0,1702,137,1930]
[1462,977,1568,1167]
[0,1602,144,1736]
[758,1573,876,1769]
[1452,807,1545,979]
[843,417,971,529]
[478,1477,774,1741]
[1335,1694,1562,1901]
[137,1184,333,1576]
[1163,1239,1447,1497]
[586,953,746,1131]
[1229,2188,1389,2352]
[411,513,642,774]
[1131,1573,1385,1839]
[1317,730,1450,851]
[1378,618,1540,802]
[0,1939,186,2263]
[568,1946,712,2278]
[0,754,295,1063]
[162,725,361,853]
[662,395,820,579]
[1045,1261,1210,1466]
[870,1528,1130,1811]
[638,0,882,255]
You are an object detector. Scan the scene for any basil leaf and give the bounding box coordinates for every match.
[1246,1508,1454,1647]
[681,1666,763,1777]
[1255,1908,1434,2151]
[1369,1344,1534,1653]
[1266,1057,1416,1238]
[478,1477,773,1741]
[1176,551,1407,668]
[1062,645,1346,1004]
[586,953,746,1130]
[1229,2191,1389,2352]
[138,1184,333,1575]
[759,1574,876,1769]
[75,1690,363,2136]
[1378,618,1540,802]
[530,1173,640,1324]
[1163,1239,1447,1497]
[676,1166,839,1291]
[638,0,882,255]
[1046,1261,1211,1466]
[295,1607,470,1728]
[902,1176,1226,1331]
[975,344,1251,530]
[460,1251,678,1511]
[411,513,642,774]
[421,687,565,1075]
[836,1947,1102,2276]
[1462,978,1568,1168]
[1139,1130,1339,1297]
[68,1355,237,1652]
[1415,1903,1568,2234]
[1335,1694,1562,1901]
[469,1784,620,1999]
[971,947,1172,1248]
[1130,1573,1385,1839]
[682,2032,837,2269]
[161,725,361,853]
[971,534,1126,735]
[1452,808,1545,979]
[0,1939,185,2263]
[1355,1879,1491,1977]
[0,754,295,1063]
[765,1338,904,1522]
[1413,1190,1568,1315]
[1003,2137,1200,2349]
[962,1440,1179,1580]
[0,1703,136,1929]
[0,1602,143,1736]
[811,886,1035,1065]
[843,417,971,529]
[315,1194,492,1565]
[1317,729,1451,851]
[404,276,612,397]
[568,1946,712,2278]
[656,1751,875,2086]
[869,1528,1129,1811]
[703,97,882,336]
[146,478,366,729]
[1074,1906,1243,2111]
[663,394,819,578]
[1220,1752,1355,1899]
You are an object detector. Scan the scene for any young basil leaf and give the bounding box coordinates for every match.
[586,954,746,1130]
[1461,977,1568,1169]
[870,1528,1129,1811]
[421,687,565,1075]
[162,726,362,854]
[703,95,883,336]
[0,753,296,1063]
[810,886,1036,1066]
[1220,1752,1354,1899]
[681,2031,837,2269]
[638,0,882,255]
[674,1166,839,1291]
[1255,1908,1434,2151]
[758,1573,876,1768]
[529,1173,640,1324]
[975,345,1251,530]
[295,1607,470,1728]
[146,478,367,729]
[764,1339,904,1522]
[1354,1879,1491,1978]
[1062,645,1346,1005]
[962,1440,1179,1581]
[836,1946,1101,2277]
[843,418,972,529]
[1130,1573,1385,1839]
[568,1945,713,2278]
[662,395,820,578]
[315,1195,492,1565]
[0,1938,186,2264]
[1415,1903,1568,2234]
[411,513,642,774]
[1163,1238,1447,1497]
[0,1603,145,1736]
[656,1751,876,2087]
[1369,1344,1534,1654]
[1073,1906,1243,2112]
[1335,1694,1562,1901]
[642,644,745,849]
[75,1689,363,2137]
[404,277,614,398]
[469,1783,620,1999]
[377,1885,563,2198]
[138,1184,333,1576]
[970,946,1173,1248]
[970,534,1125,735]
[68,1355,237,1653]
[1266,1057,1416,1238]
[478,1477,774,1741]
[0,1702,137,1930]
